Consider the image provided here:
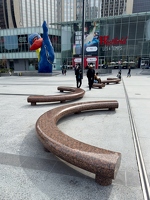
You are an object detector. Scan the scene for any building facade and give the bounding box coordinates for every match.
[0,0,62,71]
[101,0,127,17]
[63,12,150,69]
[0,0,102,29]
[0,26,61,70]
[133,0,150,13]
[0,0,61,29]
[76,0,101,20]
[1,0,150,29]
[1,0,150,72]
[1,12,150,71]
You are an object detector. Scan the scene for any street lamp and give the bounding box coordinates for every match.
[81,0,85,79]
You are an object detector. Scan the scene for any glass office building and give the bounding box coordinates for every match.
[0,12,150,71]
[62,12,150,68]
[0,26,61,71]
[0,0,60,29]
[133,0,150,13]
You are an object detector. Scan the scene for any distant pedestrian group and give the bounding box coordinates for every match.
[72,63,106,90]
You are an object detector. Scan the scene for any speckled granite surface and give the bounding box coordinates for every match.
[27,86,85,105]
[36,100,121,186]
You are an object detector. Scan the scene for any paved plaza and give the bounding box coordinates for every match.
[0,68,150,200]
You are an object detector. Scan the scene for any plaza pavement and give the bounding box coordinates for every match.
[0,68,150,200]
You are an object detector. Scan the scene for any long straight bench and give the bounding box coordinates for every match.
[27,86,85,105]
[36,100,121,186]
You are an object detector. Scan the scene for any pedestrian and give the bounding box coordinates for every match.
[62,65,67,75]
[8,69,12,76]
[87,64,95,90]
[94,72,101,83]
[117,69,121,79]
[127,65,131,77]
[75,64,82,88]
[62,65,65,75]
[64,66,67,75]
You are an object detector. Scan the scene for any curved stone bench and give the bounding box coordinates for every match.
[27,86,85,105]
[92,83,105,89]
[36,101,121,186]
[107,78,120,80]
[101,78,121,85]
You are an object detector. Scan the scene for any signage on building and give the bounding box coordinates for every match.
[73,56,98,69]
[99,36,127,46]
[73,22,99,56]
[18,35,28,43]
[74,58,82,63]
[86,57,97,62]
[102,46,123,52]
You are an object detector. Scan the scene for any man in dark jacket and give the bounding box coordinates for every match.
[87,64,95,90]
[75,64,82,88]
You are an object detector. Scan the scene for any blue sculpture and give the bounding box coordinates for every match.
[28,21,55,73]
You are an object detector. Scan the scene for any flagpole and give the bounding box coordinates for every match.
[81,0,85,79]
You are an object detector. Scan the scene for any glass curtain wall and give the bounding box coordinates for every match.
[60,12,150,68]
[99,13,150,68]
[0,33,61,53]
[0,27,61,70]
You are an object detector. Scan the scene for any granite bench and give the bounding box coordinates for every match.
[27,86,85,105]
[92,83,105,89]
[107,78,120,80]
[36,100,121,186]
[101,78,121,85]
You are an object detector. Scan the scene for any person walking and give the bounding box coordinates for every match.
[127,65,131,77]
[62,65,65,75]
[87,64,95,90]
[62,65,67,75]
[64,66,67,75]
[75,64,82,88]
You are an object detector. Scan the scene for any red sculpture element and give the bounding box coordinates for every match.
[30,38,43,50]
